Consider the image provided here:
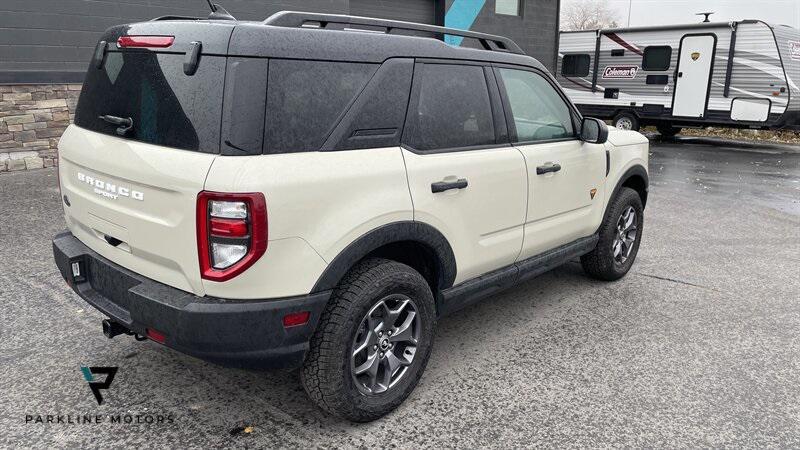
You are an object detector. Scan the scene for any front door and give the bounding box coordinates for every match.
[494,67,607,260]
[672,34,717,118]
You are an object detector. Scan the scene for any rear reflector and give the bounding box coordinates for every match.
[210,217,248,237]
[146,328,167,344]
[117,35,174,48]
[283,311,311,328]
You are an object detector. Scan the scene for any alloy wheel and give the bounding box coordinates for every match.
[612,206,637,264]
[350,294,421,395]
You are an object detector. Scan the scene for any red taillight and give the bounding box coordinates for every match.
[210,217,248,237]
[146,328,167,344]
[197,191,267,282]
[283,311,311,328]
[117,35,174,48]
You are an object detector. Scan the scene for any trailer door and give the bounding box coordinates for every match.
[672,34,717,118]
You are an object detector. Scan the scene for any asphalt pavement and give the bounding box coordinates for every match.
[1,139,798,448]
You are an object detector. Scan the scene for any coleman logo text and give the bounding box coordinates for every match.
[602,65,639,79]
[77,172,144,201]
[790,41,800,60]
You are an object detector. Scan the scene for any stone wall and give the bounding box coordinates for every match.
[0,84,80,172]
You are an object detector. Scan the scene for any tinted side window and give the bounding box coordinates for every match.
[561,54,591,77]
[405,64,495,151]
[643,46,672,70]
[264,60,377,153]
[498,68,575,142]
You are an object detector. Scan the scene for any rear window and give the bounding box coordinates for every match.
[75,51,225,153]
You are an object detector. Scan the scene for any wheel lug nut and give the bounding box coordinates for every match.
[378,331,383,337]
[388,330,392,336]
[373,345,378,350]
[380,352,385,357]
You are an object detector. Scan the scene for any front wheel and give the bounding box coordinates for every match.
[301,258,436,422]
[581,187,644,281]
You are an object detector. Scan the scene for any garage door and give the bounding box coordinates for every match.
[349,0,436,24]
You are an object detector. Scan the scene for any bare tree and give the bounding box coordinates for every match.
[561,0,620,31]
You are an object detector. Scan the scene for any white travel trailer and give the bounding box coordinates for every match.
[557,20,799,135]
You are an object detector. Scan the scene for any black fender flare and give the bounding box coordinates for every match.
[608,164,649,209]
[311,221,457,293]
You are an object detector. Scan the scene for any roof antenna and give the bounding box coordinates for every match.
[696,12,714,23]
[205,0,236,20]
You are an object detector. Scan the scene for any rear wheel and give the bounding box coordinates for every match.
[301,258,436,422]
[613,112,640,131]
[581,187,643,281]
[657,124,681,137]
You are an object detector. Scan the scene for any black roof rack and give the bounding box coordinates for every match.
[150,15,203,21]
[264,11,525,55]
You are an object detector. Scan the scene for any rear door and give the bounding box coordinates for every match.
[672,34,717,118]
[401,62,527,284]
[59,23,233,295]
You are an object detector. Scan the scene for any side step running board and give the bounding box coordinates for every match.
[438,234,599,316]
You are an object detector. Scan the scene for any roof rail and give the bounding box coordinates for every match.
[264,11,525,55]
[150,15,203,21]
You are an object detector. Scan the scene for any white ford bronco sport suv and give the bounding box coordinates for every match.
[52,10,649,422]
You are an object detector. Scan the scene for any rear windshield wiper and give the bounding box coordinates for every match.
[98,115,134,136]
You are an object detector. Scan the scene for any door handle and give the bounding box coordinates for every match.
[536,163,561,175]
[431,178,468,193]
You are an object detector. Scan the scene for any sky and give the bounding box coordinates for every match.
[562,0,800,29]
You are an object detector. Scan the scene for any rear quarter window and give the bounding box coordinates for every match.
[264,60,378,153]
[75,51,225,153]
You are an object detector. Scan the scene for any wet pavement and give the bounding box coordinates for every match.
[1,139,799,447]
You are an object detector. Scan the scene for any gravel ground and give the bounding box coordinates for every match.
[1,140,798,448]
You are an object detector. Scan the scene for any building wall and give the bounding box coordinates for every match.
[0,0,559,171]
[0,85,79,172]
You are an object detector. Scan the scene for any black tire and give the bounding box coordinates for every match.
[657,124,681,137]
[581,187,644,281]
[612,111,640,131]
[301,258,436,422]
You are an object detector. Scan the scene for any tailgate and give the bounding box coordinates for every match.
[59,126,215,295]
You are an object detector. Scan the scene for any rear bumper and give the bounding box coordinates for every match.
[53,231,331,369]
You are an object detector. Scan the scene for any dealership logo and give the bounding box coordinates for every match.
[602,65,639,79]
[691,52,701,61]
[81,366,118,405]
[790,41,800,60]
[77,172,144,201]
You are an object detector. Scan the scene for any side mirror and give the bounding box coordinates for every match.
[580,117,609,144]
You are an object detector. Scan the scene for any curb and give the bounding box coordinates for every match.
[645,133,800,154]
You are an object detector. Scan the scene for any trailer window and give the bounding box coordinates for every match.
[561,54,591,77]
[642,46,672,71]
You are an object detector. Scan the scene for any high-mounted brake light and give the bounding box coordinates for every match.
[117,35,174,48]
[197,191,267,282]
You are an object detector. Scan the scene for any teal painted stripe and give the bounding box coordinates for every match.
[80,366,94,382]
[444,0,487,47]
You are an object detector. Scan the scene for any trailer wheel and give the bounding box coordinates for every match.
[657,124,681,138]
[612,112,640,131]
